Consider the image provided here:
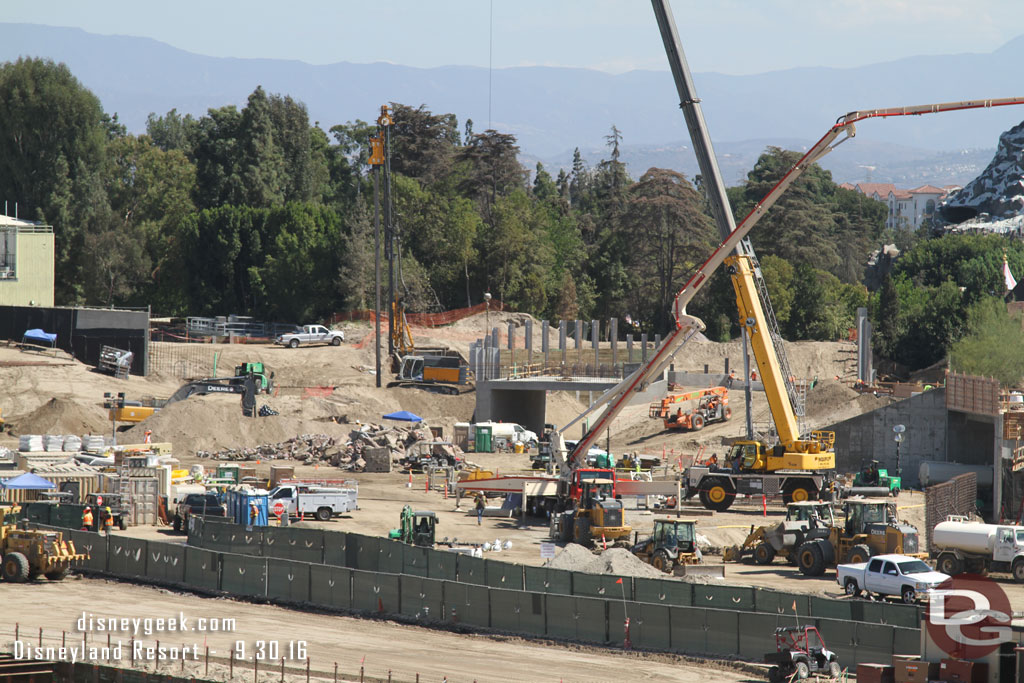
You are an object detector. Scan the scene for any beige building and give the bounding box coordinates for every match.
[0,215,54,307]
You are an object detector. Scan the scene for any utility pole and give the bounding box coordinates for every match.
[368,107,391,388]
[380,106,396,360]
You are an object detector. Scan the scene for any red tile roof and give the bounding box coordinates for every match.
[856,182,896,197]
[909,185,945,194]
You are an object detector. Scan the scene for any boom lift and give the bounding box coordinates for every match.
[547,0,1024,512]
[649,386,730,431]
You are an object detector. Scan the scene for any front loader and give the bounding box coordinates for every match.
[0,506,88,582]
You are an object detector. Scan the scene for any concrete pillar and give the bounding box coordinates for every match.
[508,321,515,351]
[526,319,533,367]
[655,333,661,349]
[592,319,599,374]
[541,319,549,369]
[641,333,648,365]
[610,318,618,370]
[627,334,634,364]
[559,321,567,365]
[574,320,582,349]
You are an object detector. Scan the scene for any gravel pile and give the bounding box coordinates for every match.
[545,543,666,579]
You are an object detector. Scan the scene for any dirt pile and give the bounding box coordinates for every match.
[545,543,666,579]
[11,397,111,436]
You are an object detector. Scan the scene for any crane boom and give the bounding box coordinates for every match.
[556,4,1024,475]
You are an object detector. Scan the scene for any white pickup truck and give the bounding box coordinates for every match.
[268,484,358,521]
[275,324,344,348]
[836,554,949,603]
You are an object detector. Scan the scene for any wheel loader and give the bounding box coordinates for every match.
[794,498,924,577]
[553,479,632,548]
[0,506,88,582]
[724,501,834,565]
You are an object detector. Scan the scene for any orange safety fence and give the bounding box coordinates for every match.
[329,300,505,329]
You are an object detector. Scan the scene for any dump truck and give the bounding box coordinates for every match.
[1,506,87,582]
[931,517,1024,581]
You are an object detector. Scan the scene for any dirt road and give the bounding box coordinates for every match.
[0,578,759,683]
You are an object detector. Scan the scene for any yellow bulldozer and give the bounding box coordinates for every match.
[0,506,88,582]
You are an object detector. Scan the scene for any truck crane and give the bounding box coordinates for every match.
[456,1,1024,518]
[545,0,1024,511]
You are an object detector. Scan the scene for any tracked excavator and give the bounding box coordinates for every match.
[108,374,261,423]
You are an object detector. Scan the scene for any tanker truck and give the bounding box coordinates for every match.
[931,516,1024,582]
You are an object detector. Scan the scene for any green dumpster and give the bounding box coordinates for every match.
[475,425,493,453]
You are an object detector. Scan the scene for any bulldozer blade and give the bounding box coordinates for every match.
[673,564,725,578]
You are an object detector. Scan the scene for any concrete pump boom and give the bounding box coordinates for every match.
[555,0,1024,476]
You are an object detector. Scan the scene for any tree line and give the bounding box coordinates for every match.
[1,57,1021,378]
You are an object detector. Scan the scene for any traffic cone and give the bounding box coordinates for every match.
[407,472,413,488]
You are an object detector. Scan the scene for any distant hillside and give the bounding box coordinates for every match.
[1,23,1020,186]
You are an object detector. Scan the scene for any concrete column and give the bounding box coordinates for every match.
[559,321,567,365]
[526,319,533,367]
[655,334,661,349]
[592,319,600,374]
[541,319,549,369]
[627,334,634,364]
[610,318,618,370]
[574,320,582,349]
[641,333,648,365]
[508,321,515,351]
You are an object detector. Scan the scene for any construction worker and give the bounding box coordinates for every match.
[750,370,758,382]
[674,407,683,424]
[81,506,94,531]
[475,495,485,525]
[249,501,260,525]
[100,506,114,536]
[708,454,719,471]
[727,369,736,388]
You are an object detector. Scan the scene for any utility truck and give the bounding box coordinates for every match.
[931,517,1024,581]
[269,483,358,521]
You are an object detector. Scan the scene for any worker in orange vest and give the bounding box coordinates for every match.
[81,506,94,531]
[100,506,114,535]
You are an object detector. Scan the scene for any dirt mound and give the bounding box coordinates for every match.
[11,397,111,436]
[545,543,666,579]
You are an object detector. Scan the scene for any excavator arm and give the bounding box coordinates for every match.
[554,0,1024,478]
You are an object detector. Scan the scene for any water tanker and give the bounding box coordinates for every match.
[931,518,1024,582]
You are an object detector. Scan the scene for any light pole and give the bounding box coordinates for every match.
[103,392,126,446]
[893,424,905,477]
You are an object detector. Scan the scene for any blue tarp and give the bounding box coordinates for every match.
[23,328,57,345]
[1,472,56,489]
[383,410,423,422]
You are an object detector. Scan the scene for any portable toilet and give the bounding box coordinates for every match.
[474,424,493,453]
[225,489,269,526]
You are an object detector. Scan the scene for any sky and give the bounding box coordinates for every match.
[5,0,1024,75]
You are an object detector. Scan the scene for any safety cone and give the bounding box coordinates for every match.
[602,534,607,550]
[407,472,413,488]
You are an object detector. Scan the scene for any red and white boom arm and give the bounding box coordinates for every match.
[558,96,1024,474]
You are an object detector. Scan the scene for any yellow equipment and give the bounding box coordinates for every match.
[631,517,702,571]
[724,501,834,564]
[557,479,631,547]
[725,254,835,472]
[0,506,88,582]
[795,498,925,576]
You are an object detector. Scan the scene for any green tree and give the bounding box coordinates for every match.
[0,58,109,301]
[389,103,459,184]
[950,298,1024,385]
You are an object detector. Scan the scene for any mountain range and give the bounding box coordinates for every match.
[3,22,1023,186]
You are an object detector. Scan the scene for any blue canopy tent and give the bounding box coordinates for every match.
[1,472,56,490]
[22,328,57,352]
[383,410,423,423]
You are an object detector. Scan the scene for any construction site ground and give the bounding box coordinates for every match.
[0,312,922,679]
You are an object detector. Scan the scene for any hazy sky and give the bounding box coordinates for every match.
[6,0,1024,74]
